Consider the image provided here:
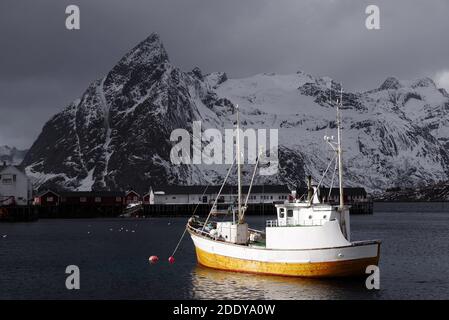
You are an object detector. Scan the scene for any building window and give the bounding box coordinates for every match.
[172,196,176,200]
[80,197,87,203]
[133,196,138,201]
[95,197,101,203]
[47,196,54,202]
[116,197,122,202]
[1,174,13,184]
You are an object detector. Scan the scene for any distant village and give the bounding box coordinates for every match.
[0,162,372,221]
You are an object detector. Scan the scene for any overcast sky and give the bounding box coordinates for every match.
[1,0,448,149]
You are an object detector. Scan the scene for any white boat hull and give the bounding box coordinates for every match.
[189,231,380,278]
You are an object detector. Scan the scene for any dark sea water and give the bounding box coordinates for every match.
[1,202,448,300]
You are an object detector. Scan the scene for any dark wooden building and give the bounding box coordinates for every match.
[34,190,125,206]
[296,187,368,203]
[33,190,61,206]
[125,190,141,204]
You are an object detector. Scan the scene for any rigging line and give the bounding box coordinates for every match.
[170,225,188,257]
[201,156,236,232]
[192,184,211,217]
[309,152,338,205]
[170,183,212,258]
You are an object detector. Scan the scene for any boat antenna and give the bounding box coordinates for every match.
[337,85,344,211]
[236,104,243,223]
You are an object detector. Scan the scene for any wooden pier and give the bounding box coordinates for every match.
[142,200,373,217]
[143,203,277,217]
[349,200,373,215]
[0,199,372,221]
[0,206,39,222]
[37,204,124,219]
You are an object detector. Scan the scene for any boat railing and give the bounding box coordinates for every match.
[187,223,218,239]
[266,220,278,227]
[266,219,328,227]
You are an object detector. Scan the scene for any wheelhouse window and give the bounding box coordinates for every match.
[287,210,293,217]
[279,208,285,218]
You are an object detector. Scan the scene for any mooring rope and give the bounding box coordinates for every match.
[170,184,211,258]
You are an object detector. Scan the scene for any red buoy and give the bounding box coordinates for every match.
[149,255,159,264]
[168,256,175,264]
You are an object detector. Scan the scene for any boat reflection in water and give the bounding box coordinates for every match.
[190,265,378,300]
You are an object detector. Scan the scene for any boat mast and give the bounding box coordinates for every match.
[236,105,243,223]
[337,86,344,210]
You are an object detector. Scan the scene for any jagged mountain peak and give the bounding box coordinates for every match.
[204,72,228,88]
[438,88,449,97]
[190,66,204,80]
[379,77,402,90]
[379,76,437,91]
[410,77,436,89]
[118,32,169,67]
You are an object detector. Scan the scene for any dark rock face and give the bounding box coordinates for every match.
[379,77,402,90]
[22,33,449,194]
[22,33,235,193]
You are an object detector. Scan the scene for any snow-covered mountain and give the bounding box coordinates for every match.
[0,145,28,165]
[376,181,449,201]
[22,33,449,193]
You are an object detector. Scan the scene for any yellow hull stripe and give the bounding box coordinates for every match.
[195,246,379,278]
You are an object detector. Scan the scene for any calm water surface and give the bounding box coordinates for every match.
[0,203,448,299]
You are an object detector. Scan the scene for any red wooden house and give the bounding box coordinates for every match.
[34,190,60,206]
[59,191,125,206]
[142,189,154,204]
[125,190,141,204]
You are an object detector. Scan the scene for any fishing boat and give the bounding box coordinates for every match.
[187,89,381,278]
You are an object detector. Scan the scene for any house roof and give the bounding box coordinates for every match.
[60,191,126,198]
[35,189,60,197]
[153,185,291,195]
[125,190,140,196]
[0,164,26,174]
[297,187,367,197]
[35,190,125,198]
